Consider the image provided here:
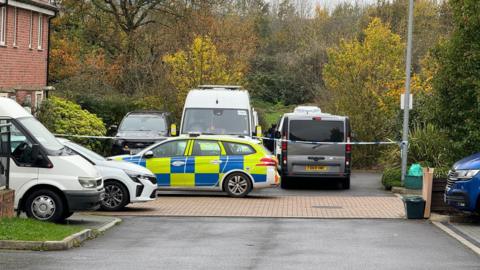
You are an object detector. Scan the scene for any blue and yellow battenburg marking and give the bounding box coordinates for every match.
[120,154,268,187]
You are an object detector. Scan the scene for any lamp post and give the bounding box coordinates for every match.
[401,0,415,185]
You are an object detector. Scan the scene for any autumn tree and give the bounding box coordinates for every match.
[163,36,245,112]
[323,18,405,165]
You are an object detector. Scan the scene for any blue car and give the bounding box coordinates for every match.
[445,153,480,212]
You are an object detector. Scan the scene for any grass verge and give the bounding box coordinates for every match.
[0,218,84,242]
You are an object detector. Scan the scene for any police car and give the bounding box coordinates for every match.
[110,135,280,197]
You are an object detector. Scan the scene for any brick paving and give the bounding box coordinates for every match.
[97,195,406,219]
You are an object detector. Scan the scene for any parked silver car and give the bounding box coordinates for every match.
[274,112,352,189]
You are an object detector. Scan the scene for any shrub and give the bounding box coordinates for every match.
[38,97,107,151]
[381,167,403,190]
[380,124,454,169]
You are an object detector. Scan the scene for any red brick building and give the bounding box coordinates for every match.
[0,0,57,113]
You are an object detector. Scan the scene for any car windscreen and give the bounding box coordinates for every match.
[182,109,250,136]
[289,120,345,142]
[65,141,106,162]
[119,114,166,132]
[17,117,64,152]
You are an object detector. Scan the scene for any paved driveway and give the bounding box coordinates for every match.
[96,172,405,219]
[1,217,478,270]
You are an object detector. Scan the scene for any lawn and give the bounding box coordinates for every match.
[0,218,84,242]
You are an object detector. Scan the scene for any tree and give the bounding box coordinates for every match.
[431,0,480,159]
[323,18,405,166]
[163,36,245,112]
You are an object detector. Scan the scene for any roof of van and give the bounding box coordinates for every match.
[0,97,32,119]
[282,112,348,120]
[184,89,251,109]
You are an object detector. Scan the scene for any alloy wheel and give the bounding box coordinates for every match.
[103,184,124,209]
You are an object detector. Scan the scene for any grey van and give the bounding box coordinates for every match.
[274,112,351,189]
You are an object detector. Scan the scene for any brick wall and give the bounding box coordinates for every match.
[0,5,50,89]
[0,189,15,218]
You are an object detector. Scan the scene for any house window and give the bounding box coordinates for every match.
[37,14,43,50]
[0,6,6,46]
[13,8,17,47]
[29,11,33,49]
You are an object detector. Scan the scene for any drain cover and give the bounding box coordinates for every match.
[312,205,343,209]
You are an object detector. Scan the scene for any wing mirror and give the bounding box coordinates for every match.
[274,131,282,139]
[255,125,262,138]
[144,150,154,159]
[170,124,177,137]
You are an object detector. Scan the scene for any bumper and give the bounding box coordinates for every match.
[445,191,470,209]
[283,172,350,178]
[130,180,158,203]
[253,167,280,189]
[64,189,105,211]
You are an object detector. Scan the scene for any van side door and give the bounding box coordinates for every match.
[0,119,39,193]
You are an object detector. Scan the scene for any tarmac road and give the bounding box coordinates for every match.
[1,217,479,270]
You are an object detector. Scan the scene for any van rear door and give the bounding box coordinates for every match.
[287,117,346,176]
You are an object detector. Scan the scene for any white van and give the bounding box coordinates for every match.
[179,85,261,138]
[0,98,104,222]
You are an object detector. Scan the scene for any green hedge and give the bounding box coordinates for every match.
[38,97,107,151]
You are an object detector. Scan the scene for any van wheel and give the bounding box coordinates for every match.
[342,176,351,190]
[101,180,129,211]
[281,176,290,189]
[25,189,65,223]
[224,173,252,198]
[62,211,74,220]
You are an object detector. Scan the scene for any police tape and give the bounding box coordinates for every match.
[55,133,403,146]
[253,136,402,146]
[54,134,117,140]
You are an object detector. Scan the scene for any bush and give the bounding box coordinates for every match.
[38,97,107,151]
[381,167,403,190]
[380,124,454,169]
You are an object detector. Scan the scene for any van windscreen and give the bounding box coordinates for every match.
[182,109,250,136]
[289,120,344,142]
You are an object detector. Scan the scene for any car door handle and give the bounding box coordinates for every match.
[210,160,222,164]
[172,161,186,166]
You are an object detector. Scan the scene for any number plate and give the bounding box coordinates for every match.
[305,165,327,171]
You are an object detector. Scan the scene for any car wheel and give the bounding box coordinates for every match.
[62,211,74,220]
[101,180,129,211]
[342,176,351,190]
[25,189,65,223]
[224,173,252,198]
[281,176,290,189]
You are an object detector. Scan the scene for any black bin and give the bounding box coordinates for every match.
[403,196,425,219]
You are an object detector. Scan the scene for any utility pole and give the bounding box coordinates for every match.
[401,0,415,185]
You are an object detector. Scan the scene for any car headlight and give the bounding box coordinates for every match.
[124,170,157,184]
[78,177,101,188]
[455,170,479,180]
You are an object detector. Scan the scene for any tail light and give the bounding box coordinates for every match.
[281,140,287,151]
[346,137,351,153]
[257,157,277,167]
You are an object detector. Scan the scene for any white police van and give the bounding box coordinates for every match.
[0,97,104,222]
[178,85,261,139]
